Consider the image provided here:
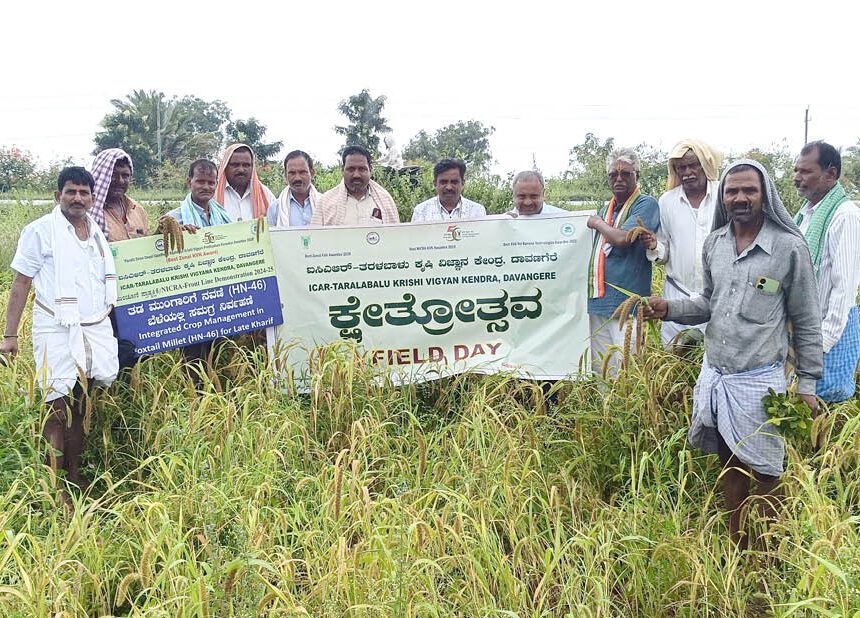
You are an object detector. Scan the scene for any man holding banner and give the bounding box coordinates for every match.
[587,148,659,377]
[216,144,275,222]
[311,145,400,226]
[2,167,119,490]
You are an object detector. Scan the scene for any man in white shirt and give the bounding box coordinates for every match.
[411,158,487,222]
[793,140,860,402]
[1,167,119,490]
[215,143,276,221]
[508,170,567,218]
[641,140,723,347]
[268,150,321,227]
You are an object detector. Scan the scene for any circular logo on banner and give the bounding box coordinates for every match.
[154,238,165,252]
[366,232,380,245]
[560,223,574,236]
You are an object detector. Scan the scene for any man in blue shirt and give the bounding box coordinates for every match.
[587,147,660,377]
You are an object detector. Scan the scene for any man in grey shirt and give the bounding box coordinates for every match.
[645,159,822,548]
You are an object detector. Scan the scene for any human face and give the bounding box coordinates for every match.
[794,149,837,204]
[56,181,93,222]
[107,162,132,200]
[285,156,314,196]
[343,153,371,196]
[187,167,218,206]
[608,160,638,202]
[723,169,764,227]
[434,168,464,208]
[513,178,544,215]
[672,150,707,195]
[225,149,253,191]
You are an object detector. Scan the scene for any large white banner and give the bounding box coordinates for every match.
[267,215,591,385]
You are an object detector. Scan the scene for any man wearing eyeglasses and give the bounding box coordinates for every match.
[586,147,659,377]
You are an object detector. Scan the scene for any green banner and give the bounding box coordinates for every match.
[111,221,283,355]
[267,215,591,384]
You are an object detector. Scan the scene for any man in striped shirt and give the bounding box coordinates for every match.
[794,141,860,402]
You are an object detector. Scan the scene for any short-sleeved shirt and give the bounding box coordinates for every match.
[587,194,660,316]
[11,212,110,320]
[411,196,487,222]
[104,196,149,241]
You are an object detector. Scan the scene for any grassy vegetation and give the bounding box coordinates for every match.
[0,198,858,616]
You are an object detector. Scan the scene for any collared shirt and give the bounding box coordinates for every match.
[796,199,860,352]
[222,183,275,221]
[587,194,660,316]
[267,191,314,227]
[411,196,487,222]
[11,212,110,320]
[508,203,568,218]
[666,218,823,393]
[104,195,149,241]
[342,192,382,226]
[648,180,719,293]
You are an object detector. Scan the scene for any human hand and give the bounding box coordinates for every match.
[586,215,602,230]
[0,336,18,359]
[182,225,198,234]
[641,297,668,320]
[639,230,657,250]
[799,393,820,418]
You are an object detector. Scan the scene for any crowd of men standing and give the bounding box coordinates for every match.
[2,138,859,546]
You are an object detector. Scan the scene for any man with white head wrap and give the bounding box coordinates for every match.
[644,159,823,548]
[640,139,723,346]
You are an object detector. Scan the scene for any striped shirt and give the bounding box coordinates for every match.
[797,199,860,352]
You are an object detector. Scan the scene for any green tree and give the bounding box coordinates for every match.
[841,139,860,197]
[743,143,801,214]
[403,120,495,174]
[94,90,230,186]
[0,146,37,191]
[566,133,615,201]
[225,118,284,163]
[334,89,391,158]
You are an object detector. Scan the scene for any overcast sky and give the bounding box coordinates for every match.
[4,0,859,176]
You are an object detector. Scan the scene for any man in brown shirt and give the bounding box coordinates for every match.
[90,148,149,241]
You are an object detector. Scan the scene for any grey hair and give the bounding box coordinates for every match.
[512,170,545,190]
[606,148,641,174]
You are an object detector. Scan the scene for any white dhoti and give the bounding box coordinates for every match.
[32,304,118,402]
[589,313,637,378]
[661,276,707,347]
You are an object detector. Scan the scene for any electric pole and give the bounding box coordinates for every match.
[803,106,810,145]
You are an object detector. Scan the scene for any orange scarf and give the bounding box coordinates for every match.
[589,188,640,298]
[215,143,270,219]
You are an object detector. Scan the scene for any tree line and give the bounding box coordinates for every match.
[2,88,859,214]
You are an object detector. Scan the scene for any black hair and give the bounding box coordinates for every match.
[433,158,466,181]
[187,159,217,179]
[57,166,94,193]
[114,157,132,170]
[284,150,314,172]
[341,145,372,168]
[800,140,842,178]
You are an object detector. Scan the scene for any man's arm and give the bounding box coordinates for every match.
[664,240,714,324]
[0,273,33,357]
[588,195,660,249]
[785,244,824,395]
[820,209,860,352]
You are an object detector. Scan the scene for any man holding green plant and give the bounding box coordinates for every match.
[793,141,860,403]
[644,159,822,548]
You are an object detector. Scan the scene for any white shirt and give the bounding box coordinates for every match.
[647,180,719,294]
[797,198,860,352]
[343,192,381,225]
[411,196,487,222]
[222,183,276,221]
[509,203,568,218]
[11,212,109,320]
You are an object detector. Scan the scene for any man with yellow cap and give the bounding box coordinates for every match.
[640,139,723,347]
